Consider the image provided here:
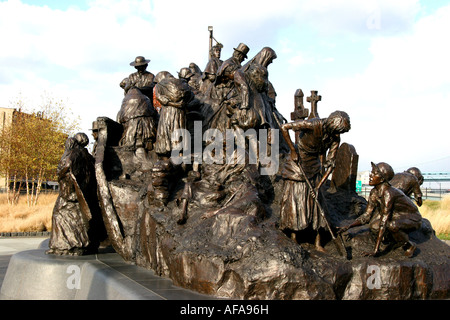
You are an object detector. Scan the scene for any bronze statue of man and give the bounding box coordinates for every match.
[200,44,223,94]
[198,43,250,133]
[338,162,422,257]
[122,56,155,99]
[215,43,249,90]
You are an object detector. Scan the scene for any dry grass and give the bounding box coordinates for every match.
[0,193,56,232]
[419,194,450,238]
[1,191,450,238]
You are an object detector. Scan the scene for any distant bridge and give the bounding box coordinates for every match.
[357,172,450,200]
[422,172,450,182]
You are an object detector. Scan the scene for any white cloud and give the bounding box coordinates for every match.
[293,0,420,36]
[318,4,450,171]
[288,54,309,67]
[0,0,448,173]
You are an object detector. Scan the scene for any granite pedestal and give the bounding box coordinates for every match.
[0,239,213,300]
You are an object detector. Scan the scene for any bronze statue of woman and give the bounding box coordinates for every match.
[279,111,351,251]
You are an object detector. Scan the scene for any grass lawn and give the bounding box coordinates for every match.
[420,195,450,238]
[437,233,450,240]
[0,193,56,232]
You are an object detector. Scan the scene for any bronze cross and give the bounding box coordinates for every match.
[307,90,321,119]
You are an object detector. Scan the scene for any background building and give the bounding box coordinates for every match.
[0,107,17,191]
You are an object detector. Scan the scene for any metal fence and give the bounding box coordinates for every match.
[0,188,58,194]
[358,187,450,201]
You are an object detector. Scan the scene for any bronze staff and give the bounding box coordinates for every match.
[274,113,349,259]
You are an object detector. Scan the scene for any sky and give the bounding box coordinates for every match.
[0,0,449,175]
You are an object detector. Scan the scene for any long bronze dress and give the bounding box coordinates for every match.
[154,78,192,156]
[279,118,339,232]
[48,139,104,255]
[117,87,158,150]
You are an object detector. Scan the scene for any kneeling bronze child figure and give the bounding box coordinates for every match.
[338,162,422,257]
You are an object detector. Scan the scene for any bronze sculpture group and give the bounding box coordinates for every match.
[45,38,449,300]
[48,42,425,258]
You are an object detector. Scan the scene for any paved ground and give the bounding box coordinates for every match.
[0,237,49,289]
[0,237,214,300]
[0,237,47,255]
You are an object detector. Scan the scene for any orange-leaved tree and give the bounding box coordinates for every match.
[0,94,80,205]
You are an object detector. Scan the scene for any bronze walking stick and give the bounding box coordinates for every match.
[274,114,349,259]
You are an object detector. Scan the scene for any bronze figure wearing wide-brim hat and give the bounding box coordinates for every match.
[89,120,98,131]
[130,56,150,66]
